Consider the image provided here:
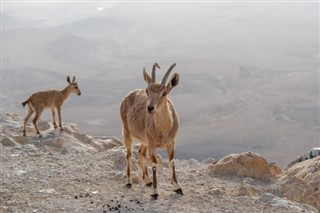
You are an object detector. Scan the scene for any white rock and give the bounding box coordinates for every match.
[15,170,27,176]
[39,188,56,194]
[188,158,200,165]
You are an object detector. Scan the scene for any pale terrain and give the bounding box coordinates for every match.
[1,113,319,213]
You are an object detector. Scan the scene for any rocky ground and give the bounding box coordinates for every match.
[1,113,319,213]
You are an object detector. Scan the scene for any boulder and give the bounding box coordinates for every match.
[207,152,276,180]
[278,156,320,211]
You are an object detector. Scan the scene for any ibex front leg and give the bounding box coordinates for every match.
[148,146,159,199]
[139,145,152,186]
[51,108,58,129]
[23,108,34,136]
[33,110,42,137]
[167,142,183,195]
[57,106,63,131]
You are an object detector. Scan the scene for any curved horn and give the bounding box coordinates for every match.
[161,63,176,85]
[152,63,160,83]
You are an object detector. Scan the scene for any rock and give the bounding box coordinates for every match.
[38,120,51,131]
[260,193,318,213]
[278,156,320,211]
[202,158,217,164]
[188,158,200,165]
[269,161,282,176]
[15,170,27,176]
[287,148,320,168]
[208,188,225,197]
[207,152,275,180]
[237,183,258,197]
[1,137,18,146]
[260,192,277,203]
[39,188,56,194]
[14,136,28,145]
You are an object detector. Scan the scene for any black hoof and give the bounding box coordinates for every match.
[38,134,43,138]
[145,182,152,187]
[151,194,158,200]
[175,188,183,195]
[126,183,132,189]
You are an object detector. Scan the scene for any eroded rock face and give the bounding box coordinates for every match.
[207,152,277,180]
[0,113,122,153]
[278,157,320,211]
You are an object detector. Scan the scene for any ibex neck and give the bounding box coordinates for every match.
[154,103,173,135]
[61,85,72,100]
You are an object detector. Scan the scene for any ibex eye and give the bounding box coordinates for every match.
[75,87,78,89]
[162,92,167,96]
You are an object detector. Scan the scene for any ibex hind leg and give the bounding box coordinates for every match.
[123,128,133,188]
[167,144,183,195]
[33,111,42,137]
[23,108,34,136]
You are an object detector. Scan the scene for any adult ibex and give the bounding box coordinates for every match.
[22,76,81,137]
[120,63,183,199]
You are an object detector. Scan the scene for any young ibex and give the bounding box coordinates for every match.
[120,63,182,199]
[22,76,81,137]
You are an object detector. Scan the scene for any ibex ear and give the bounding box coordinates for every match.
[143,68,152,85]
[72,76,76,83]
[166,73,179,93]
[67,76,71,83]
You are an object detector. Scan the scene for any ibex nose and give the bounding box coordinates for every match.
[147,106,155,113]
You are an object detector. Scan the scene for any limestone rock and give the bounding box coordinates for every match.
[278,156,320,211]
[207,152,276,180]
[269,161,282,176]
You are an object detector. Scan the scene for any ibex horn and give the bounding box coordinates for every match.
[152,63,160,83]
[161,63,176,85]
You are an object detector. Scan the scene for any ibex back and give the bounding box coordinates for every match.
[120,63,183,199]
[22,76,81,137]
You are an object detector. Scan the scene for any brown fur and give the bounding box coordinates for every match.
[120,63,183,198]
[22,76,81,137]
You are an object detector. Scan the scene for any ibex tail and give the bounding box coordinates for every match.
[21,99,29,108]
